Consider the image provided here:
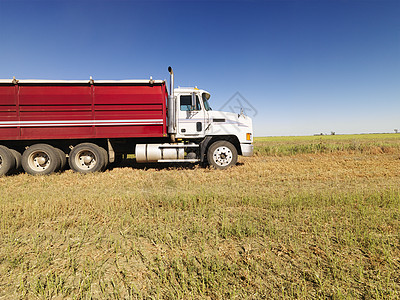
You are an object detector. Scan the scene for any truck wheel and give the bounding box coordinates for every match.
[54,148,67,171]
[207,141,238,170]
[69,143,107,173]
[0,146,16,176]
[22,144,61,175]
[9,148,22,171]
[99,146,109,171]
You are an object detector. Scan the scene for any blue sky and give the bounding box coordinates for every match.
[0,0,399,136]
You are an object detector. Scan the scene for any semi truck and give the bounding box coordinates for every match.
[0,67,253,175]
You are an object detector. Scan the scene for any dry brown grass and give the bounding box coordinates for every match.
[0,137,399,299]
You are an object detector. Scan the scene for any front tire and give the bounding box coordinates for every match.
[69,143,107,173]
[207,141,238,170]
[22,144,61,175]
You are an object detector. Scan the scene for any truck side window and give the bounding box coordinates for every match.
[180,95,201,111]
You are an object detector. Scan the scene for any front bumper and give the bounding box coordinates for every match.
[240,143,254,157]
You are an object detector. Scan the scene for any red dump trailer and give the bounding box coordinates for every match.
[0,78,169,175]
[0,79,167,140]
[0,67,254,175]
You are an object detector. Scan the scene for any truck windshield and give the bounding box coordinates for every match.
[202,93,212,111]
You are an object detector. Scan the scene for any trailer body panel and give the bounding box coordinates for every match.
[0,82,167,140]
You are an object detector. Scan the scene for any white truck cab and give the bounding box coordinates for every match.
[135,67,253,169]
[174,87,253,156]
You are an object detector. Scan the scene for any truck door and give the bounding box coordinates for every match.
[177,94,206,137]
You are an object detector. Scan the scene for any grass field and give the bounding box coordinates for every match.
[0,134,399,299]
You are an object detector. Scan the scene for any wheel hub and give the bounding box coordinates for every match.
[83,155,93,164]
[213,146,233,167]
[36,157,46,165]
[77,150,96,169]
[28,151,51,171]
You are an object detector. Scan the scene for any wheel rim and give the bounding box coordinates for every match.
[0,155,3,170]
[212,146,233,167]
[74,150,97,170]
[28,151,51,172]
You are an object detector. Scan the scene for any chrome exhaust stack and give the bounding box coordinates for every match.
[167,66,176,141]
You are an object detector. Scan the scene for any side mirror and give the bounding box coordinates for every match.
[191,93,196,110]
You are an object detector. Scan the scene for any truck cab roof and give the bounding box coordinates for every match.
[174,87,210,98]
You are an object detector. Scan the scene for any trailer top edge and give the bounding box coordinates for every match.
[0,79,165,84]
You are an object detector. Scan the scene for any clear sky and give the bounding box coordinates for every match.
[0,0,399,136]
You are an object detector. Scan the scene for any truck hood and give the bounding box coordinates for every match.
[208,110,252,128]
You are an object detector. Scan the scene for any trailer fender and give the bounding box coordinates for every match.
[107,139,115,164]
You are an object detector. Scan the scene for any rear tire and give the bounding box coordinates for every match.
[54,148,67,171]
[22,144,60,175]
[207,141,238,170]
[8,148,22,172]
[69,143,107,173]
[99,146,109,171]
[0,146,16,176]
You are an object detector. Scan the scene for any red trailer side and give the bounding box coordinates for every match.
[0,81,168,140]
[0,85,19,139]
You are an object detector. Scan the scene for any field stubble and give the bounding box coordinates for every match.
[0,134,399,299]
